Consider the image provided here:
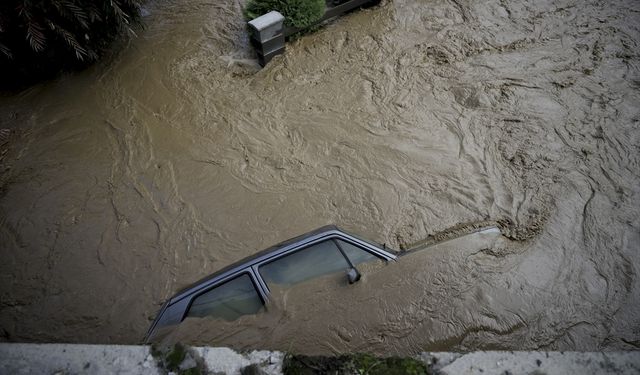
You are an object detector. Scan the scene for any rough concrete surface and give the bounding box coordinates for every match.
[192,347,283,375]
[0,343,283,375]
[1,344,639,374]
[0,343,161,375]
[421,351,640,374]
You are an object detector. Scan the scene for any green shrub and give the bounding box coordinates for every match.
[0,0,141,89]
[244,0,326,29]
[283,353,430,375]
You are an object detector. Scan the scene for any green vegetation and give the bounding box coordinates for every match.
[164,343,188,371]
[244,0,326,28]
[0,0,141,89]
[283,353,431,375]
[151,343,203,375]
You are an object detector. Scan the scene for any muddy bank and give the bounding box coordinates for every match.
[0,0,639,352]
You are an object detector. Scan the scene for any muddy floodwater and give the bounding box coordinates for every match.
[1,0,639,353]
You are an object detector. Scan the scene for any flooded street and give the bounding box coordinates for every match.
[1,0,639,353]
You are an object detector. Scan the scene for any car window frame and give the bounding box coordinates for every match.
[181,269,265,322]
[332,237,386,265]
[255,238,352,291]
[254,235,388,293]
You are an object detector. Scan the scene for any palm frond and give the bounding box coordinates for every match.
[0,42,12,59]
[86,49,99,61]
[26,21,46,52]
[17,2,47,52]
[53,0,90,29]
[109,0,131,25]
[2,0,143,86]
[86,2,103,22]
[52,24,88,60]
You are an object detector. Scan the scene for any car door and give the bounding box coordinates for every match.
[184,272,265,321]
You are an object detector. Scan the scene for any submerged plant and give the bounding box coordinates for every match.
[0,0,142,88]
[244,0,326,29]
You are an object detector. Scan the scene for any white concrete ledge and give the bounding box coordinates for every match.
[0,344,161,375]
[1,343,639,374]
[420,351,640,375]
[0,343,282,375]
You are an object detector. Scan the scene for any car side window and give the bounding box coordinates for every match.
[260,240,350,287]
[336,239,381,265]
[186,273,263,320]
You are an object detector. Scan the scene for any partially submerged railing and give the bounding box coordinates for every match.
[248,0,380,66]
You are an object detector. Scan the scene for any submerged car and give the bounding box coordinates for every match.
[144,224,500,343]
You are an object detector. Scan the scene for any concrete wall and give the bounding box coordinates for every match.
[1,343,639,374]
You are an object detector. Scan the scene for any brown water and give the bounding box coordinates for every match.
[1,0,639,352]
